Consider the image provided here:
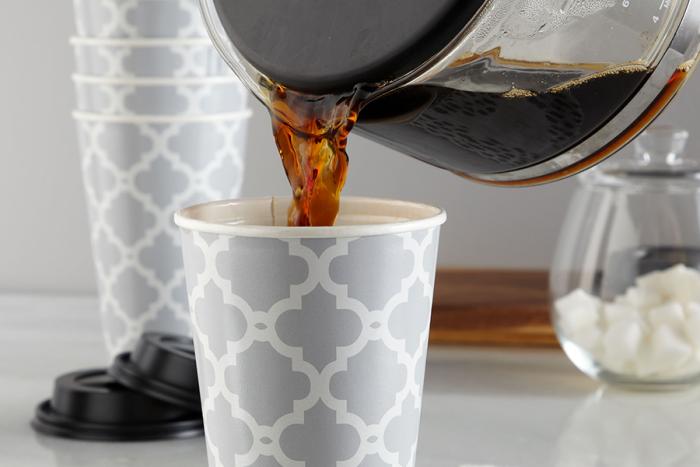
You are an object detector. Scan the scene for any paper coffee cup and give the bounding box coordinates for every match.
[76,112,250,355]
[176,197,446,467]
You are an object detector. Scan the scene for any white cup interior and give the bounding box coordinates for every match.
[175,197,447,238]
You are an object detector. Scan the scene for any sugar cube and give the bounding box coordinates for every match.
[603,302,639,325]
[649,302,685,329]
[649,325,693,376]
[604,321,643,361]
[684,302,700,348]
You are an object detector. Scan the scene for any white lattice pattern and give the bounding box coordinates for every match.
[78,115,249,355]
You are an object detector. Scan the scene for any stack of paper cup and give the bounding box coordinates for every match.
[72,0,251,356]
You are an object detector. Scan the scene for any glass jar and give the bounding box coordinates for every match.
[551,127,700,389]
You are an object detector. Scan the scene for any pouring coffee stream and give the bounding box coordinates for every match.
[201,0,700,226]
[268,84,362,226]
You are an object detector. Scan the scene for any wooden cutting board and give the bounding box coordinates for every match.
[430,269,558,347]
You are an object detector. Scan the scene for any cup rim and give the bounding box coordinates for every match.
[175,197,447,239]
[70,36,215,47]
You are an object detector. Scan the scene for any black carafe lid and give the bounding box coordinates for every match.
[109,333,200,411]
[213,0,487,93]
[31,369,203,441]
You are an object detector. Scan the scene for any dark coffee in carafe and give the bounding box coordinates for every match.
[358,64,652,175]
[211,0,664,226]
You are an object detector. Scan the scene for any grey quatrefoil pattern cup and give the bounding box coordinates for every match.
[78,114,250,355]
[177,197,447,467]
[73,0,252,355]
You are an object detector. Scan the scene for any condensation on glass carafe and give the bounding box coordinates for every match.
[497,0,617,39]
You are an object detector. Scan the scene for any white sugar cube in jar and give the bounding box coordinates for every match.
[551,127,700,389]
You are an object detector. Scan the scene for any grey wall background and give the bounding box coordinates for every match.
[1,2,699,294]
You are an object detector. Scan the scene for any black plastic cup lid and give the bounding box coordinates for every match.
[109,333,200,412]
[31,369,203,442]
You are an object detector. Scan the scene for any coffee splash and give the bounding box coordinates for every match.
[268,85,361,226]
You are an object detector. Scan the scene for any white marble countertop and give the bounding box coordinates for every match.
[2,294,700,466]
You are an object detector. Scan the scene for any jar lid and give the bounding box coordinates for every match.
[109,334,200,412]
[587,126,700,188]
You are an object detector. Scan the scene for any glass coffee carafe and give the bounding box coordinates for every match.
[199,0,700,185]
